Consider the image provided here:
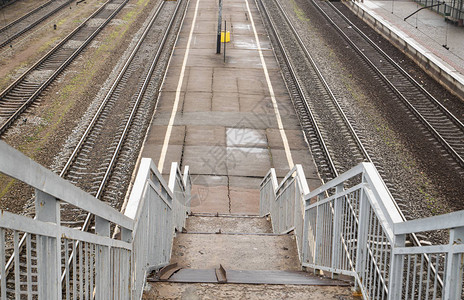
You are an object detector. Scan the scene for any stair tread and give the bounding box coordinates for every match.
[154,268,349,286]
[144,282,355,299]
[185,215,272,234]
[171,234,300,271]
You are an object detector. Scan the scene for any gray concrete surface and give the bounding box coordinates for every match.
[185,216,272,233]
[143,282,357,299]
[140,0,321,216]
[144,216,355,298]
[169,233,301,271]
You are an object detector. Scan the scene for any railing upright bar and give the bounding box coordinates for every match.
[72,241,77,300]
[443,227,464,299]
[35,190,61,299]
[13,231,19,298]
[353,187,369,295]
[388,233,406,300]
[95,216,111,300]
[0,228,5,299]
[65,239,70,299]
[183,165,191,215]
[331,184,343,277]
[79,236,83,299]
[84,242,89,299]
[301,199,309,264]
[314,193,323,273]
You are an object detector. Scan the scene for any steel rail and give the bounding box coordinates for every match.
[255,0,337,180]
[329,1,464,131]
[60,0,184,284]
[258,1,412,291]
[309,0,445,288]
[264,0,410,224]
[268,0,442,290]
[258,0,373,182]
[315,0,464,169]
[0,0,129,136]
[0,0,112,98]
[0,0,74,48]
[0,0,18,9]
[273,0,371,167]
[2,0,128,277]
[4,0,185,285]
[0,0,56,33]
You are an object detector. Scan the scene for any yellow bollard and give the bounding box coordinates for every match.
[221,31,230,43]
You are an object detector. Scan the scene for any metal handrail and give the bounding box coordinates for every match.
[0,141,191,298]
[261,162,463,299]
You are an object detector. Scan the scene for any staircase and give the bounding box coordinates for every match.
[143,214,353,299]
[1,142,463,299]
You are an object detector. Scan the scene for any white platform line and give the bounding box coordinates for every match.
[245,0,294,170]
[158,0,200,173]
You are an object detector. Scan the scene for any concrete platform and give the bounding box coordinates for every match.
[140,0,321,215]
[345,0,464,99]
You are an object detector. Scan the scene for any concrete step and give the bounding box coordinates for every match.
[150,268,350,286]
[185,214,272,234]
[143,216,356,299]
[143,282,356,299]
[170,232,300,270]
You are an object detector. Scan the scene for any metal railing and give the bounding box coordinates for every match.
[259,165,309,262]
[412,0,464,20]
[392,211,464,299]
[0,141,191,299]
[260,162,464,299]
[169,162,191,233]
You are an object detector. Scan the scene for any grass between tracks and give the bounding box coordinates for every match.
[290,0,310,22]
[0,0,152,210]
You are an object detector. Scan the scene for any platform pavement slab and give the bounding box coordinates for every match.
[140,0,322,215]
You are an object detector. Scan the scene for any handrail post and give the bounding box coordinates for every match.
[387,234,405,300]
[443,226,464,299]
[354,187,369,294]
[183,166,191,215]
[35,190,61,299]
[313,193,324,275]
[95,216,111,300]
[301,197,311,265]
[330,184,343,279]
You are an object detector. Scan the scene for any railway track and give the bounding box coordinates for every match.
[2,0,187,295]
[256,0,369,182]
[258,0,447,288]
[60,0,184,227]
[0,0,74,49]
[0,0,17,9]
[261,0,447,238]
[313,0,464,173]
[0,0,128,137]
